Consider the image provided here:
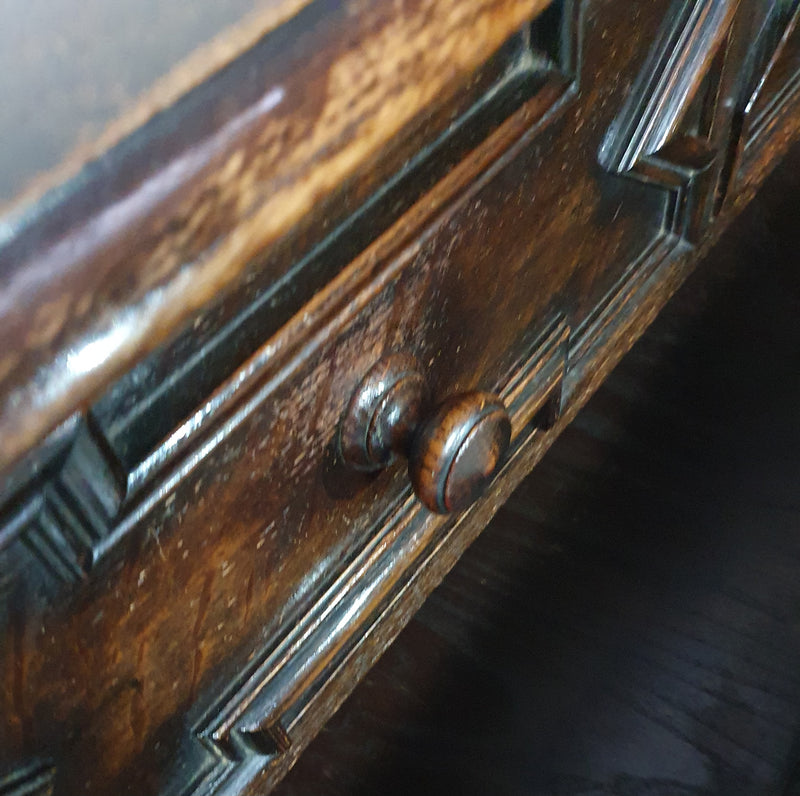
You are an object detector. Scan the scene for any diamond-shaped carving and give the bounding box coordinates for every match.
[599,0,798,242]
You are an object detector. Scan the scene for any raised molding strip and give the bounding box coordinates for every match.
[176,318,571,796]
[597,0,739,175]
[0,2,580,598]
[740,2,800,153]
[0,762,55,796]
[0,419,124,583]
[600,0,800,242]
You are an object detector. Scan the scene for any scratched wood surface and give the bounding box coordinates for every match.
[2,3,800,796]
[0,0,551,473]
[274,140,800,796]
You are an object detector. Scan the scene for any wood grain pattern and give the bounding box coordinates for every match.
[274,149,800,795]
[0,0,317,208]
[0,0,552,475]
[0,2,578,590]
[408,392,511,514]
[1,9,581,786]
[1,1,800,795]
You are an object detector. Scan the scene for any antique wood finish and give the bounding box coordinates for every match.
[0,0,554,474]
[408,393,512,515]
[0,3,581,587]
[339,356,511,514]
[598,0,800,242]
[2,1,800,796]
[735,2,800,183]
[275,157,800,794]
[338,354,430,473]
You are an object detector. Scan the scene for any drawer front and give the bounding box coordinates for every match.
[3,1,798,795]
[0,115,578,796]
[0,2,673,795]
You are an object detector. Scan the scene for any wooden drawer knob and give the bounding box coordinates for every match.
[339,354,511,514]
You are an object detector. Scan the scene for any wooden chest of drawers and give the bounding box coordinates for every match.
[2,1,800,794]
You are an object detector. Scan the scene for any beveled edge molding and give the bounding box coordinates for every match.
[0,761,55,796]
[597,0,742,243]
[0,418,125,583]
[0,0,556,478]
[597,0,739,175]
[600,0,800,243]
[739,4,800,159]
[175,318,570,796]
[568,234,687,370]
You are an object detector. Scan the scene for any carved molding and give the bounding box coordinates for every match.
[598,0,739,175]
[740,2,800,152]
[0,2,581,601]
[598,0,741,243]
[599,0,800,242]
[0,762,55,796]
[0,419,124,583]
[176,318,571,796]
[0,0,581,600]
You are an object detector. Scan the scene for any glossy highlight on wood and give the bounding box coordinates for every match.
[340,357,511,514]
[0,0,554,476]
[409,393,511,515]
[338,353,430,473]
[2,1,800,795]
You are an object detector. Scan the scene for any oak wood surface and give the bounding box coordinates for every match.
[408,392,512,514]
[1,2,800,795]
[0,0,552,474]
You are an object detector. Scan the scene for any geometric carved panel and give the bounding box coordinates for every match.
[0,418,124,583]
[0,762,55,796]
[598,0,795,242]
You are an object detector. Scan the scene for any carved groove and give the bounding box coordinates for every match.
[1,419,124,583]
[598,0,742,243]
[601,0,800,242]
[0,762,55,796]
[598,0,738,174]
[740,2,800,151]
[89,1,580,507]
[0,2,579,599]
[178,318,571,796]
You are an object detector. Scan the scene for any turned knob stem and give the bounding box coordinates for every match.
[339,354,511,514]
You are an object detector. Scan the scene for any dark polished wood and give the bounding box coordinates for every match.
[409,393,511,514]
[339,356,510,514]
[0,0,553,474]
[338,353,430,473]
[1,1,800,795]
